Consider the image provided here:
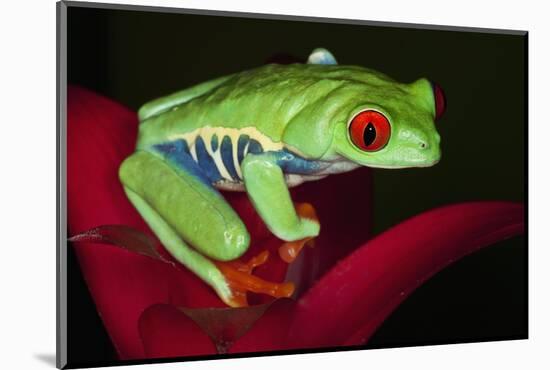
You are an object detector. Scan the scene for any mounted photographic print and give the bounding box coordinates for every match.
[57,1,527,368]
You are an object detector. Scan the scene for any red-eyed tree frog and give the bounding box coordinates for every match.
[119,48,445,307]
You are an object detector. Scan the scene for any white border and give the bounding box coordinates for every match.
[1,0,547,369]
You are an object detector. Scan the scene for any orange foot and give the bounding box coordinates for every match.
[215,250,295,307]
[278,203,319,263]
[215,202,319,307]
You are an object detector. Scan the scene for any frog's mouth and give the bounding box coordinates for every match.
[334,121,442,170]
[364,157,441,169]
[358,137,442,169]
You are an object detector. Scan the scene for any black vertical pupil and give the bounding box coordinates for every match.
[363,122,376,146]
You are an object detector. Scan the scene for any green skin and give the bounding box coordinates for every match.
[119,49,441,306]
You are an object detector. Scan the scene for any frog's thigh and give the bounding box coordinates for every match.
[122,186,232,301]
[119,151,250,262]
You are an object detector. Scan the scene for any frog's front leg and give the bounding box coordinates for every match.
[241,153,320,242]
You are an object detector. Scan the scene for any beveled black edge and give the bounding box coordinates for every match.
[61,0,528,35]
[57,1,68,369]
[523,31,529,340]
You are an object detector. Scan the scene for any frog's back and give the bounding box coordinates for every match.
[135,63,391,149]
[133,63,394,189]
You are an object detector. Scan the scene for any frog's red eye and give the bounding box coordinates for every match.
[349,110,391,152]
[431,81,446,120]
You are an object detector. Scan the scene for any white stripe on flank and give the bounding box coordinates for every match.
[232,136,242,179]
[167,126,285,182]
[189,141,198,162]
[168,126,283,151]
[203,136,232,180]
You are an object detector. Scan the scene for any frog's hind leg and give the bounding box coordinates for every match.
[120,150,250,260]
[119,150,293,306]
[120,150,247,304]
[123,185,235,302]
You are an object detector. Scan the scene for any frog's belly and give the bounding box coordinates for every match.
[212,156,360,191]
[213,173,329,192]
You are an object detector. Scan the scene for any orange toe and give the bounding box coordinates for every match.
[215,203,319,307]
[278,202,319,264]
[215,250,295,307]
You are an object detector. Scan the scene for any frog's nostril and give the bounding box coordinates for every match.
[420,142,427,149]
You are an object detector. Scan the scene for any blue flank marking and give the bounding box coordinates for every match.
[154,135,321,186]
[273,149,323,175]
[153,140,216,187]
[195,137,222,182]
[220,136,240,180]
[211,134,219,152]
[247,139,263,155]
[237,135,250,164]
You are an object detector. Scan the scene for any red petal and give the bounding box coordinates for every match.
[67,85,145,232]
[285,201,525,348]
[229,298,295,353]
[139,299,295,357]
[67,86,222,360]
[138,305,216,358]
[69,225,169,262]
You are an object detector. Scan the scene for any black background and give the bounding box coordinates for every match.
[66,4,527,366]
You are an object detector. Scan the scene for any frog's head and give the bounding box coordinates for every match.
[330,77,445,169]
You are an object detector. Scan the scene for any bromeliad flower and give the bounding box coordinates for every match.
[67,86,524,360]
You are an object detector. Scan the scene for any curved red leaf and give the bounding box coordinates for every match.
[138,304,216,358]
[285,201,525,348]
[139,299,295,357]
[67,86,223,360]
[228,298,295,353]
[69,225,171,263]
